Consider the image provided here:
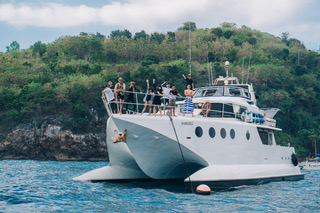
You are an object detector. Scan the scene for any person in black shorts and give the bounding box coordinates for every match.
[152,79,165,116]
[169,86,183,116]
[114,77,126,114]
[182,73,194,90]
[140,79,153,116]
[125,81,140,114]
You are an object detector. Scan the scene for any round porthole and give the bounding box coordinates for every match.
[209,127,215,138]
[246,130,250,140]
[195,126,203,137]
[230,129,235,139]
[220,128,226,139]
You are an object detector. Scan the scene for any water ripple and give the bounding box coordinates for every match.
[0,160,318,212]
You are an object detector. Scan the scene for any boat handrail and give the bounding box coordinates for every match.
[101,88,185,116]
[101,89,276,127]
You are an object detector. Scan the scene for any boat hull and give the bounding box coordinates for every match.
[186,173,304,191]
[74,114,305,189]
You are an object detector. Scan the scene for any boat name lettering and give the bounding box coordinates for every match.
[181,122,193,125]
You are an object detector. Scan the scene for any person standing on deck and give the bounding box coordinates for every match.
[125,82,140,114]
[183,84,194,117]
[152,79,165,116]
[108,81,116,113]
[141,79,153,116]
[182,74,194,90]
[102,85,115,114]
[169,86,183,117]
[162,81,171,114]
[114,77,126,114]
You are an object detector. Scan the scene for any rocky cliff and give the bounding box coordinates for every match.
[0,117,108,161]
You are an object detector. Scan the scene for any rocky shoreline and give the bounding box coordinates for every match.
[0,117,108,161]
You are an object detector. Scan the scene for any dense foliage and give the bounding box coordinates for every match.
[1,22,319,157]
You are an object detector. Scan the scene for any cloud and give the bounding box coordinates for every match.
[0,0,310,31]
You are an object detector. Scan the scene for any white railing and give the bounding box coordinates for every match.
[101,89,184,116]
[101,89,274,127]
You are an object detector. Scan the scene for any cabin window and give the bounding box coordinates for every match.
[208,103,223,117]
[258,128,273,145]
[195,126,203,137]
[229,87,241,97]
[223,103,235,118]
[220,128,226,139]
[194,89,205,98]
[230,129,235,139]
[209,127,215,138]
[246,130,250,140]
[204,89,217,97]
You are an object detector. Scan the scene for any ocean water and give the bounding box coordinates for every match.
[0,160,319,212]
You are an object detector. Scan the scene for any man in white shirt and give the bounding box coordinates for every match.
[102,85,115,113]
[162,81,171,114]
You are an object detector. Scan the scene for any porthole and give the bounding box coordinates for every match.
[195,126,203,137]
[209,127,215,138]
[246,130,250,140]
[230,129,235,139]
[220,128,226,139]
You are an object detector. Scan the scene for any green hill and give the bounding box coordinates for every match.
[0,22,319,157]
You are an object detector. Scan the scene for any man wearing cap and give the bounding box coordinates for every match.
[182,74,194,90]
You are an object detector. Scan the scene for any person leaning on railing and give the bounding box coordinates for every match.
[141,79,154,116]
[102,84,115,114]
[108,81,116,113]
[124,81,140,114]
[169,86,183,117]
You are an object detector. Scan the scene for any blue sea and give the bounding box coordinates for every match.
[0,160,319,212]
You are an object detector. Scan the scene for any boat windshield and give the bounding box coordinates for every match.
[194,86,250,99]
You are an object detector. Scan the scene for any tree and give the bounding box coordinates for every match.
[151,32,165,44]
[134,30,148,40]
[167,31,176,42]
[220,22,237,28]
[110,29,132,39]
[6,41,20,52]
[223,30,234,39]
[211,28,223,38]
[95,32,105,40]
[31,41,47,57]
[178,21,197,31]
[79,32,89,36]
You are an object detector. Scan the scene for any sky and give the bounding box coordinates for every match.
[0,0,320,52]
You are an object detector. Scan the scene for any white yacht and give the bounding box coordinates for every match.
[74,63,304,191]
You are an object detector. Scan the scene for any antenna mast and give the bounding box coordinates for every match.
[189,21,192,75]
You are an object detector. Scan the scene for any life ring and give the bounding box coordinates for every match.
[201,101,211,115]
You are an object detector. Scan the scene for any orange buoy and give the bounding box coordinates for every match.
[201,102,211,115]
[195,184,211,195]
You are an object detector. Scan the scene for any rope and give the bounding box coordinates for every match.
[168,115,194,193]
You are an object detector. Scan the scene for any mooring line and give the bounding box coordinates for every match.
[168,114,194,193]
